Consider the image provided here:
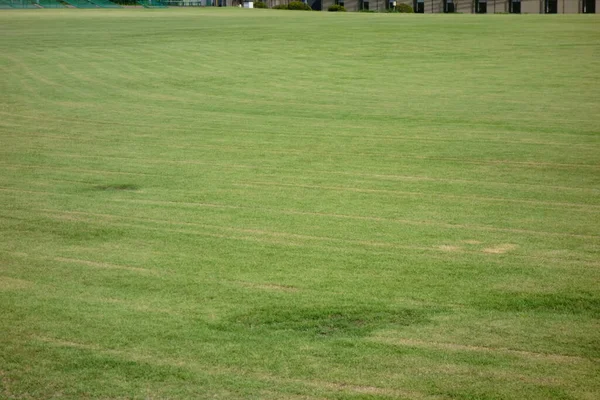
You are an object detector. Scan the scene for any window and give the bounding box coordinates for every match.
[475,0,487,14]
[583,0,595,13]
[413,0,424,13]
[443,0,454,13]
[510,0,520,14]
[545,0,557,14]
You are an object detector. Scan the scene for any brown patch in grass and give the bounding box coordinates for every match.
[438,245,462,252]
[0,276,33,291]
[462,240,482,245]
[100,297,174,314]
[238,281,299,293]
[53,257,157,275]
[482,244,517,254]
[304,380,441,399]
[36,336,100,351]
[51,213,91,223]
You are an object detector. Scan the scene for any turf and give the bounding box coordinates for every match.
[1,8,599,399]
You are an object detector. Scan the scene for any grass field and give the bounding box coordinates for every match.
[1,8,599,399]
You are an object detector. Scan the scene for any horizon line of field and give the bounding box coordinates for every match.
[2,191,600,242]
[2,162,600,194]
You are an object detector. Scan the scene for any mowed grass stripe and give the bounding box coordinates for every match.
[3,169,600,210]
[27,208,600,267]
[3,151,600,195]
[235,181,600,211]
[4,138,599,167]
[3,160,600,198]
[2,161,600,197]
[4,109,600,145]
[2,188,599,240]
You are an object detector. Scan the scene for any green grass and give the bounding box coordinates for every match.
[1,8,599,399]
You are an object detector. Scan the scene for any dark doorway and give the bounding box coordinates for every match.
[583,0,595,13]
[443,0,454,13]
[310,0,321,10]
[413,0,424,13]
[360,0,368,10]
[475,0,486,13]
[545,0,557,13]
[509,0,520,13]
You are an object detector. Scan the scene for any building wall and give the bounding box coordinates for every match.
[453,0,473,12]
[561,0,580,12]
[321,0,394,11]
[344,0,359,10]
[370,0,387,11]
[520,0,540,13]
[319,0,597,11]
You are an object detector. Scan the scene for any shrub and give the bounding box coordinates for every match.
[288,1,311,10]
[272,3,288,8]
[254,0,267,7]
[395,3,413,12]
[328,4,345,11]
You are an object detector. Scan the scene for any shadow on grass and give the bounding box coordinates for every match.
[93,183,140,191]
[224,305,438,337]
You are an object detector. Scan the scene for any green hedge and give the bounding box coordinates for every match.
[328,4,345,11]
[287,1,311,10]
[395,3,413,12]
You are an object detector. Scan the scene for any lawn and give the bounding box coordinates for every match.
[0,8,599,399]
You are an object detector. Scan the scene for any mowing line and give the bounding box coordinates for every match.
[1,251,161,276]
[30,209,600,266]
[1,188,598,240]
[2,156,599,197]
[32,335,443,400]
[370,337,600,364]
[3,54,60,88]
[4,113,597,147]
[39,209,434,252]
[53,257,159,275]
[20,147,600,169]
[0,163,162,177]
[113,198,600,240]
[6,152,598,192]
[236,182,600,212]
[1,105,598,139]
